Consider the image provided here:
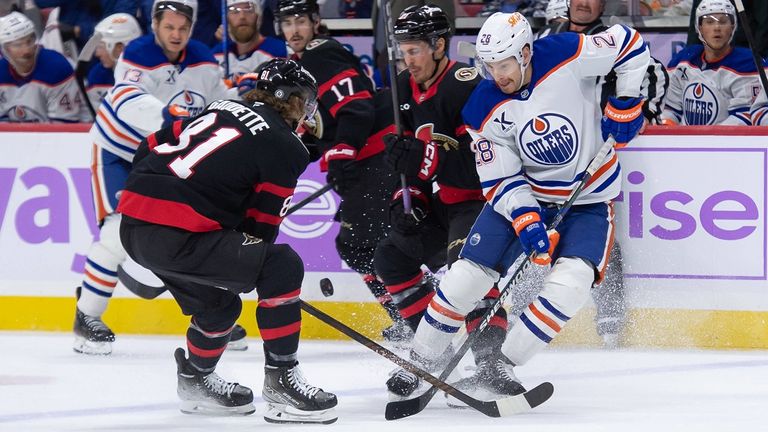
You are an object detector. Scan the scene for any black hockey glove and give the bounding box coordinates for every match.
[383,133,440,181]
[389,187,429,235]
[324,144,359,195]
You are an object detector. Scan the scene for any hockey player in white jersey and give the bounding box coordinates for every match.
[662,0,765,126]
[751,86,768,126]
[0,11,87,122]
[85,13,143,112]
[73,0,236,355]
[395,12,649,399]
[212,0,288,81]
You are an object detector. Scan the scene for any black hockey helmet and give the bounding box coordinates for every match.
[393,4,452,45]
[274,0,319,20]
[253,58,318,119]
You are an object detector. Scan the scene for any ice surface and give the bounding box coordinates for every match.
[1,332,767,432]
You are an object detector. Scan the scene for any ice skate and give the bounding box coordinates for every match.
[381,320,414,345]
[226,324,248,351]
[262,363,338,424]
[386,348,459,400]
[73,306,115,355]
[174,348,255,416]
[446,356,526,408]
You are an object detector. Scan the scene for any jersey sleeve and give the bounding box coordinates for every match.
[45,74,87,123]
[571,24,650,98]
[751,86,768,126]
[721,73,760,125]
[111,56,167,134]
[641,56,669,123]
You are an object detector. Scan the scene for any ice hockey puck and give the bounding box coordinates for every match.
[320,278,334,297]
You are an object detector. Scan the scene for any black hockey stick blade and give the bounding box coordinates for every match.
[385,381,554,420]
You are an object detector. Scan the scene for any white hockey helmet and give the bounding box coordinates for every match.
[695,0,737,43]
[475,12,532,82]
[227,0,261,13]
[545,0,569,22]
[0,11,36,46]
[152,0,198,26]
[95,13,142,58]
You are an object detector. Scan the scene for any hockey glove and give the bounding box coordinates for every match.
[324,144,359,195]
[235,73,260,97]
[511,208,559,265]
[390,187,429,235]
[602,96,644,148]
[161,104,191,129]
[383,133,439,181]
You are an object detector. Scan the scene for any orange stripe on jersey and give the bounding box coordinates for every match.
[429,299,465,321]
[530,152,618,197]
[90,145,109,222]
[616,31,640,63]
[528,303,561,332]
[484,181,503,201]
[317,68,358,96]
[96,110,140,145]
[538,34,585,84]
[595,203,616,284]
[112,86,141,104]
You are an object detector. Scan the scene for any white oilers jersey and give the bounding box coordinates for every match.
[92,35,234,161]
[212,36,288,80]
[0,48,88,122]
[663,45,764,125]
[462,25,649,222]
[86,62,114,113]
[750,86,768,126]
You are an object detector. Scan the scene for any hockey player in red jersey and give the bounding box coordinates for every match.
[274,0,407,340]
[375,4,518,400]
[118,58,337,424]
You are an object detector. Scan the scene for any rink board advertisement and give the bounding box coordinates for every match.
[0,125,766,348]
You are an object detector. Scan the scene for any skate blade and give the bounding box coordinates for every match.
[180,400,255,416]
[225,338,248,351]
[73,336,112,355]
[263,405,337,424]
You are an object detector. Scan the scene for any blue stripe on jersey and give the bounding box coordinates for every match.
[424,311,461,333]
[669,106,683,114]
[615,45,647,69]
[435,288,455,308]
[104,101,145,142]
[95,121,138,155]
[526,173,581,187]
[591,165,621,194]
[112,91,145,114]
[520,312,552,343]
[82,281,113,298]
[480,172,519,189]
[728,106,750,115]
[492,180,528,206]
[87,258,118,276]
[538,296,570,321]
[617,25,632,55]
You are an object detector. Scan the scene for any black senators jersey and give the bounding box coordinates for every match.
[397,60,483,205]
[296,37,393,160]
[117,99,310,243]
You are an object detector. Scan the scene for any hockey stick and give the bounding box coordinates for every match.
[74,32,102,118]
[117,183,334,296]
[380,0,412,214]
[385,136,616,420]
[732,0,768,96]
[221,0,230,79]
[299,300,554,418]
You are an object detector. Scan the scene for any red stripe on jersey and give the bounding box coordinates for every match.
[254,182,294,198]
[258,289,301,308]
[117,190,222,232]
[436,183,484,204]
[187,342,227,358]
[259,321,301,341]
[455,125,468,136]
[358,123,395,160]
[147,132,158,150]
[317,68,359,96]
[400,291,436,319]
[245,208,282,226]
[329,91,373,117]
[385,271,424,294]
[172,120,183,139]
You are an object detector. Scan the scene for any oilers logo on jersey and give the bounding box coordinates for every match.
[168,90,207,117]
[8,105,45,122]
[683,83,718,125]
[519,114,578,166]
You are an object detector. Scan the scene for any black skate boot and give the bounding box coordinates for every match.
[262,362,338,424]
[386,348,457,399]
[381,319,414,344]
[446,355,526,408]
[73,301,115,355]
[174,348,255,415]
[226,324,248,351]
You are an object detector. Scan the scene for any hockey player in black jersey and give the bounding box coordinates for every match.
[274,0,407,340]
[117,59,337,424]
[374,4,521,401]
